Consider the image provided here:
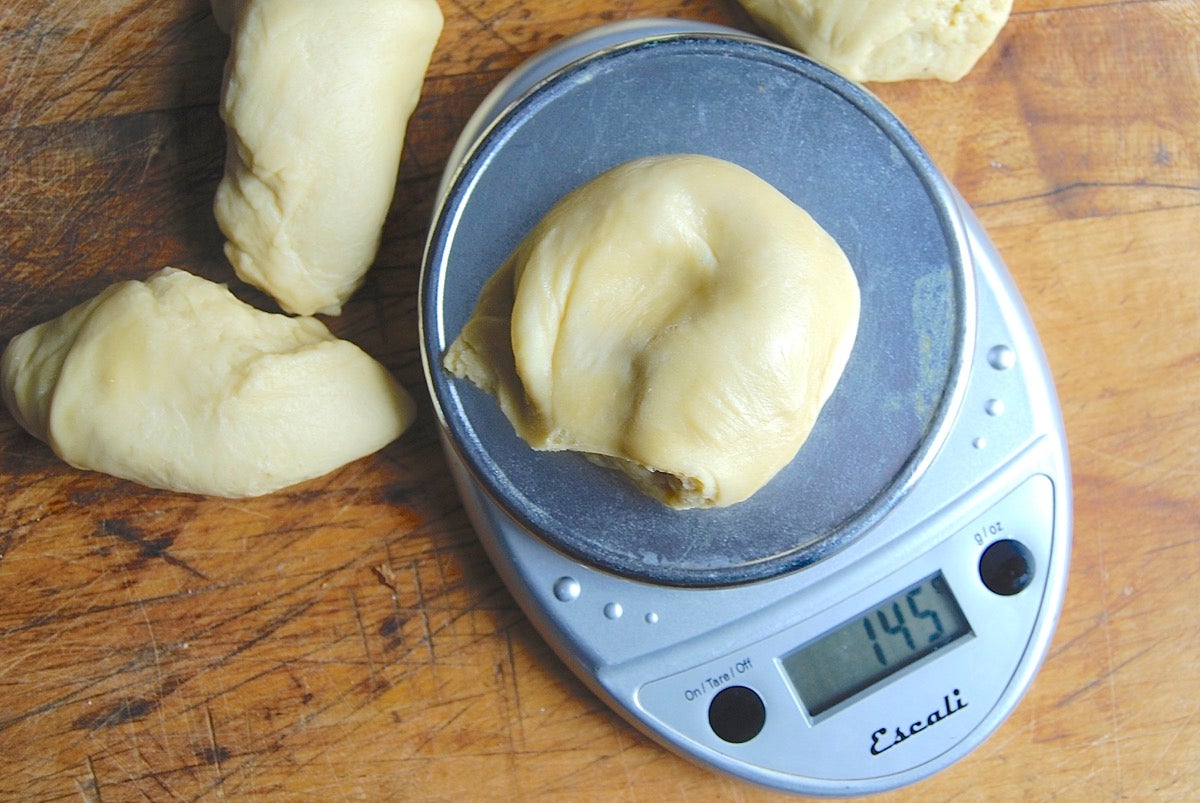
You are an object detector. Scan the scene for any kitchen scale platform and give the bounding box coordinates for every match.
[420,20,1071,797]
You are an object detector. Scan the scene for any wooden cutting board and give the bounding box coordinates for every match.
[1,1,1197,799]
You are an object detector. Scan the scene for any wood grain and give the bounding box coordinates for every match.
[1,1,1197,800]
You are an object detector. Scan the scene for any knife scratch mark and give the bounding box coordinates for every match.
[1099,528,1125,797]
[974,179,1200,211]
[195,651,421,794]
[412,558,436,666]
[0,641,155,732]
[376,540,408,654]
[134,584,175,751]
[1138,701,1198,790]
[502,628,525,750]
[203,705,227,784]
[213,599,321,668]
[443,0,527,60]
[182,636,340,719]
[349,588,380,692]
[80,753,103,803]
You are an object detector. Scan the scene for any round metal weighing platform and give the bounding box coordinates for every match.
[423,30,975,586]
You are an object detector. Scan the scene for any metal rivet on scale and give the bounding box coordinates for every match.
[985,398,1006,416]
[553,577,581,602]
[987,345,1016,371]
[604,602,624,620]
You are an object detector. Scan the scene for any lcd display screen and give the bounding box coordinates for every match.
[782,572,973,718]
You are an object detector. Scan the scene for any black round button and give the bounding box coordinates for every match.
[708,686,766,744]
[979,539,1036,596]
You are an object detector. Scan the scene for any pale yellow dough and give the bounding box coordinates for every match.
[214,0,443,315]
[1,268,416,497]
[737,0,1012,82]
[445,155,860,510]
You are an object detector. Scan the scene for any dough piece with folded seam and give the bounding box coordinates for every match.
[214,0,443,315]
[1,268,415,497]
[737,0,1012,82]
[445,154,860,510]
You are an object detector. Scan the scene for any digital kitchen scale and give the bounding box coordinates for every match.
[419,20,1071,797]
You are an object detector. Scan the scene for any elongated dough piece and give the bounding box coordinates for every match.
[1,268,415,497]
[214,0,443,315]
[446,155,860,509]
[737,0,1011,82]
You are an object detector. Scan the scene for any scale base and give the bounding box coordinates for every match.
[423,21,1071,797]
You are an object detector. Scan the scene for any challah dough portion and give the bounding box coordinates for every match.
[737,0,1012,82]
[214,0,443,315]
[445,155,860,509]
[1,268,415,497]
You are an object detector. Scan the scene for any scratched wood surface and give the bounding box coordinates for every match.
[1,1,1197,800]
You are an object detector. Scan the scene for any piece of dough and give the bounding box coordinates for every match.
[1,268,416,497]
[737,0,1012,82]
[445,155,860,509]
[214,0,443,315]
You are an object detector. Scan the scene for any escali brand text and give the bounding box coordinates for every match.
[869,689,967,755]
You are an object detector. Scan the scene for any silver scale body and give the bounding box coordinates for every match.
[420,20,1071,797]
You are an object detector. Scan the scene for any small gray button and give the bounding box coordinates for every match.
[988,345,1016,370]
[553,577,581,602]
